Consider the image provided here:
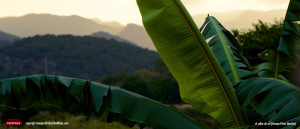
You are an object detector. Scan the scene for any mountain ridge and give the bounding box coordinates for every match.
[117,23,156,51]
[0,13,123,37]
[0,10,287,51]
[193,9,286,30]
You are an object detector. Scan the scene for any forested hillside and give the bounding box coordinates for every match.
[0,35,159,80]
[0,30,19,47]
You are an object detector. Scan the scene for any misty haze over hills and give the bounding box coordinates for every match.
[91,18,124,29]
[117,24,155,50]
[0,9,286,50]
[0,14,123,37]
[193,9,286,30]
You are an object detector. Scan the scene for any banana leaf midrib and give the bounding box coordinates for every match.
[170,0,240,126]
[209,17,240,82]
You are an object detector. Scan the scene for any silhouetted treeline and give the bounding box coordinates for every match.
[100,58,182,104]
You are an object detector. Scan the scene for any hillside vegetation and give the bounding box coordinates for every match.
[0,35,159,80]
[0,30,19,47]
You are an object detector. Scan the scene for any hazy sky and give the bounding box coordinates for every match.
[0,0,289,25]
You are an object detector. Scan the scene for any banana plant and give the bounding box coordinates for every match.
[199,16,255,84]
[137,0,299,128]
[253,0,300,81]
[0,75,207,129]
[0,0,299,129]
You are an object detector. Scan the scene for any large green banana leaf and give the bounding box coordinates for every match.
[199,16,254,84]
[137,0,244,127]
[278,0,300,57]
[235,77,300,124]
[0,75,208,129]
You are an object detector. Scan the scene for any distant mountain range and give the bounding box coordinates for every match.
[0,13,156,50]
[91,18,124,28]
[0,10,286,50]
[0,14,123,37]
[117,24,155,50]
[0,35,159,80]
[193,9,286,30]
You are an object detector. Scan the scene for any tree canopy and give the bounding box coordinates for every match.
[232,20,283,66]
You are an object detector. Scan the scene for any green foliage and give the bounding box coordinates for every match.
[180,107,220,129]
[0,75,206,129]
[0,0,299,129]
[232,20,283,66]
[153,58,172,76]
[200,16,254,84]
[100,71,128,86]
[120,76,148,96]
[147,76,181,104]
[133,69,158,81]
[233,0,300,82]
[253,49,294,81]
[235,78,300,123]
[137,0,244,127]
[100,58,182,105]
[100,75,119,86]
[137,0,299,128]
[0,35,159,80]
[278,0,300,57]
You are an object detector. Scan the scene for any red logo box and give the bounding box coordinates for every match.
[6,119,22,125]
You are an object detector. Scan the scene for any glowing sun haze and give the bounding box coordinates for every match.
[0,0,289,25]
